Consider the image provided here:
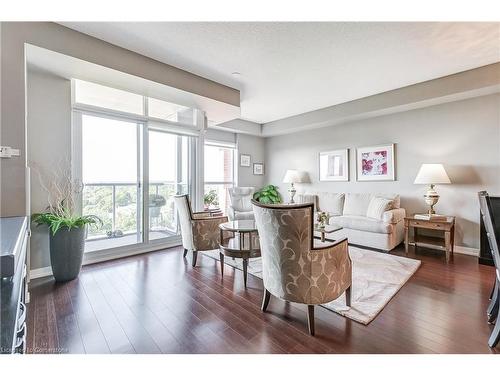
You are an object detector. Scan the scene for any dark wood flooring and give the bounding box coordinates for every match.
[26,245,499,354]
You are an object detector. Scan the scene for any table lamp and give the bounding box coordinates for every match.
[414,163,451,215]
[283,170,308,203]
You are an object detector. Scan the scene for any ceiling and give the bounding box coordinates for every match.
[60,22,500,124]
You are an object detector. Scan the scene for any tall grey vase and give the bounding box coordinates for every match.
[49,227,85,282]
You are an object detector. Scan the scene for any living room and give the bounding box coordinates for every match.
[1,1,500,371]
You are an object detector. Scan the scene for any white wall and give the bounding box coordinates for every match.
[265,94,500,250]
[27,69,72,270]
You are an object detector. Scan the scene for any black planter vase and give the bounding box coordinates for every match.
[49,226,85,282]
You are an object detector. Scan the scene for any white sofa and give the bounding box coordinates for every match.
[296,192,406,251]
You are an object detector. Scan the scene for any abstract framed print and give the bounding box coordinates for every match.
[253,163,264,175]
[319,149,349,181]
[240,154,251,167]
[356,144,395,181]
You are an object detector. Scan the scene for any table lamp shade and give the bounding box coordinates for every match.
[414,164,451,185]
[283,170,308,183]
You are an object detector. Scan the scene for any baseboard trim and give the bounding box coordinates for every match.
[29,239,182,280]
[29,266,53,279]
[454,245,479,257]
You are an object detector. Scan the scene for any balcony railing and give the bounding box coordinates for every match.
[82,181,187,241]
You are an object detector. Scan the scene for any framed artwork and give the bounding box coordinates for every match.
[356,144,395,181]
[240,154,251,167]
[253,163,264,175]
[319,149,349,181]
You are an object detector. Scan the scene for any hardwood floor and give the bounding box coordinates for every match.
[26,245,499,354]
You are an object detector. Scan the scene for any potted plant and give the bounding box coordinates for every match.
[253,185,282,204]
[204,189,219,209]
[31,162,102,282]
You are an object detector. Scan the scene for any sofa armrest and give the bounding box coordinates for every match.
[382,208,406,224]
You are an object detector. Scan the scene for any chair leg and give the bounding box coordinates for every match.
[242,258,248,288]
[307,305,315,336]
[489,314,500,348]
[346,285,352,307]
[192,251,198,267]
[219,252,224,277]
[183,248,188,258]
[261,289,271,312]
[488,288,499,324]
[488,281,499,323]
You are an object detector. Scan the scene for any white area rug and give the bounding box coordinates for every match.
[203,247,421,325]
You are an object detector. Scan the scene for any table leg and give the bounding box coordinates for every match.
[404,224,409,255]
[243,258,248,288]
[321,231,325,242]
[445,230,451,263]
[414,227,418,250]
[219,252,224,277]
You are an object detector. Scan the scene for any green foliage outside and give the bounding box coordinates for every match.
[82,183,186,238]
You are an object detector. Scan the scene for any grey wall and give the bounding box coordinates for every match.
[265,94,500,249]
[237,134,266,189]
[27,69,72,270]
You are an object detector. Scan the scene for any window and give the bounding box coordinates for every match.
[74,80,144,115]
[148,97,196,125]
[72,79,200,254]
[74,79,201,127]
[204,142,236,214]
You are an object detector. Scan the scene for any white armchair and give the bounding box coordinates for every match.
[228,187,255,221]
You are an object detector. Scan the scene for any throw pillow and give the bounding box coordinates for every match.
[366,197,393,220]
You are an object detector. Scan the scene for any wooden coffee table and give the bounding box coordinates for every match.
[219,220,261,287]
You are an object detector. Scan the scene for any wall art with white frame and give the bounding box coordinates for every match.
[319,149,349,181]
[356,143,395,181]
[240,154,251,167]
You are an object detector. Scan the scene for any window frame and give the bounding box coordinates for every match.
[71,80,203,259]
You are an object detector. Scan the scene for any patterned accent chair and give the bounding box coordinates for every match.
[252,200,352,335]
[228,187,255,221]
[174,195,228,267]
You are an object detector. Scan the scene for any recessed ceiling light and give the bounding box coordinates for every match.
[231,72,242,77]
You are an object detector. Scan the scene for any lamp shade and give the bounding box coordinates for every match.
[283,170,308,183]
[414,164,451,184]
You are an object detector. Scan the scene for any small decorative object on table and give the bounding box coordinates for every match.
[203,189,219,210]
[414,163,451,216]
[317,211,330,229]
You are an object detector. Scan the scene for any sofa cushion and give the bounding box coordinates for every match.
[342,193,373,216]
[366,197,393,220]
[330,215,393,234]
[316,192,345,216]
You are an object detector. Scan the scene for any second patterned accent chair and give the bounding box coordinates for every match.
[174,195,228,267]
[252,200,352,335]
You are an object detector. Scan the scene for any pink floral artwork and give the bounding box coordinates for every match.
[361,150,388,176]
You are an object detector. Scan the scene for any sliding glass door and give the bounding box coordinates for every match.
[147,130,190,241]
[79,114,143,252]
